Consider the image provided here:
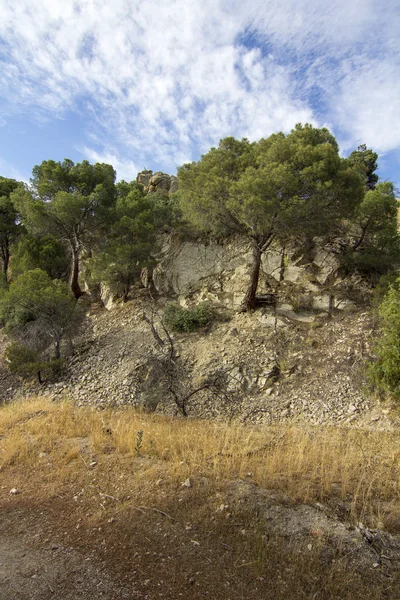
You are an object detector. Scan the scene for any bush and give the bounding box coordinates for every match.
[368,282,400,399]
[163,302,215,333]
[5,342,63,383]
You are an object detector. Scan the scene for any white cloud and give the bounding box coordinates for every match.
[81,147,141,182]
[0,0,399,176]
[0,157,29,183]
[333,57,400,154]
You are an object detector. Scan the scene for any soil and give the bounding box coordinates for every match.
[0,481,282,600]
[2,474,400,600]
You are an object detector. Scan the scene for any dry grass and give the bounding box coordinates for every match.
[2,396,400,599]
[1,395,400,530]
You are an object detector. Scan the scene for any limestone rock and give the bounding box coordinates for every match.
[136,170,153,190]
[153,236,346,312]
[148,172,172,195]
[169,176,178,193]
[99,283,119,311]
[136,170,178,196]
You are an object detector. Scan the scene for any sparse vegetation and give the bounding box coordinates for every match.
[0,268,83,379]
[163,302,215,333]
[1,396,400,531]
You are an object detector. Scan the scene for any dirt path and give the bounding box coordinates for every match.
[2,486,400,600]
[0,503,137,600]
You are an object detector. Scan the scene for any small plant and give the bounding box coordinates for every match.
[135,430,144,455]
[286,287,314,313]
[5,342,64,384]
[163,302,215,333]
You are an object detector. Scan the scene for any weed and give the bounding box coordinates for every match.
[135,429,144,455]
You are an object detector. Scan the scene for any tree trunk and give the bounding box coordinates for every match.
[3,247,9,280]
[54,340,61,360]
[0,241,10,281]
[37,370,43,384]
[240,240,262,312]
[70,246,84,299]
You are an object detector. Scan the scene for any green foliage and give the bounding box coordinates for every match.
[176,137,255,237]
[177,125,364,310]
[0,269,82,362]
[0,177,24,278]
[30,159,116,203]
[0,272,8,292]
[135,430,144,456]
[149,190,182,230]
[163,302,215,333]
[5,342,63,383]
[10,234,69,280]
[90,190,156,300]
[347,144,378,190]
[90,241,154,300]
[13,159,117,297]
[340,182,400,279]
[369,283,400,399]
[373,273,400,305]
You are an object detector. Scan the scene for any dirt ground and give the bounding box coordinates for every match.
[2,397,400,599]
[2,477,400,600]
[0,482,282,600]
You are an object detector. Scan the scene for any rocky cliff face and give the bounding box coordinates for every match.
[151,235,356,316]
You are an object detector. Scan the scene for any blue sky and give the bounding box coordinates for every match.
[0,0,399,188]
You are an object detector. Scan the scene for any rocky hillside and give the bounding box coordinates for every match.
[0,289,394,429]
[0,233,395,428]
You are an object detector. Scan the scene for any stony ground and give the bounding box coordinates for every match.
[1,296,396,429]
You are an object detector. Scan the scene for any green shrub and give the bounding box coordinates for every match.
[372,272,400,306]
[5,342,63,384]
[368,282,400,399]
[163,302,214,333]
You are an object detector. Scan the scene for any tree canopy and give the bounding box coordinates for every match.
[90,183,156,300]
[341,182,400,277]
[0,268,82,376]
[347,144,379,191]
[10,234,69,280]
[12,160,116,298]
[177,124,364,310]
[0,176,24,280]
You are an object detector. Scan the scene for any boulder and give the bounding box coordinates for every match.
[136,171,178,195]
[136,170,153,190]
[148,172,172,195]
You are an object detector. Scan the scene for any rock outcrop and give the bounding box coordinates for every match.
[136,170,178,195]
[152,235,356,314]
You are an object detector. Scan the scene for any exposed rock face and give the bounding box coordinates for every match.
[136,170,153,188]
[136,171,177,196]
[152,235,351,314]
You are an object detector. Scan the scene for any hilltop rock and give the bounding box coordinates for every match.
[136,170,177,195]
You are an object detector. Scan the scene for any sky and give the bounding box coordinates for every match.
[0,0,399,187]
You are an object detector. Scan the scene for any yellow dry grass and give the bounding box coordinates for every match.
[1,395,400,529]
